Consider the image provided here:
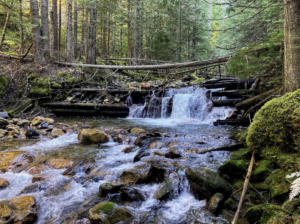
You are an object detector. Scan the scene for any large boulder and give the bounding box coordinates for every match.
[0,151,35,172]
[0,196,37,224]
[89,201,133,224]
[78,129,109,144]
[247,89,300,168]
[244,204,281,224]
[119,164,151,185]
[185,167,232,199]
[218,159,249,177]
[153,172,180,200]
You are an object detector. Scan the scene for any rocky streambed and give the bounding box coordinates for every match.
[0,115,248,224]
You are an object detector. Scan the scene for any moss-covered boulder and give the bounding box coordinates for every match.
[98,182,125,197]
[264,169,291,202]
[247,89,300,169]
[230,129,248,146]
[185,167,233,199]
[224,198,238,211]
[208,192,224,214]
[0,76,9,98]
[230,148,253,160]
[218,159,249,177]
[244,204,281,224]
[89,201,133,224]
[251,160,273,182]
[78,129,109,144]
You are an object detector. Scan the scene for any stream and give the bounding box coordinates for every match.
[0,87,241,224]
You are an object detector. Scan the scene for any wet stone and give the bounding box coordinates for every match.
[25,128,40,138]
[0,177,9,189]
[120,186,146,201]
[122,146,137,153]
[98,182,125,197]
[208,192,224,214]
[32,116,46,126]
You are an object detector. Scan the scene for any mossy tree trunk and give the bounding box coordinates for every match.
[284,0,300,93]
[0,11,11,51]
[51,0,58,58]
[41,0,50,61]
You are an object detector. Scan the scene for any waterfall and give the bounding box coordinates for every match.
[128,87,233,124]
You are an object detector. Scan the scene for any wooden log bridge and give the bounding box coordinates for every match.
[40,103,130,118]
[56,55,230,70]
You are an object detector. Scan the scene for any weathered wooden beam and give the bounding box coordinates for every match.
[212,99,244,107]
[213,119,250,127]
[212,90,261,98]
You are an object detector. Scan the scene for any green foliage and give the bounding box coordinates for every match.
[0,75,9,97]
[191,78,203,84]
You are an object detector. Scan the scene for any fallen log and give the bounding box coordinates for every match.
[40,103,130,118]
[212,99,244,107]
[198,143,244,154]
[235,88,279,111]
[55,55,231,70]
[213,119,250,127]
[201,82,241,89]
[212,90,261,98]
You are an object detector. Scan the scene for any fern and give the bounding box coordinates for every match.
[286,172,300,201]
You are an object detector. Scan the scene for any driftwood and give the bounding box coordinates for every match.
[55,55,230,70]
[9,99,34,116]
[201,82,242,89]
[198,143,244,154]
[213,119,250,127]
[212,99,244,107]
[235,88,279,111]
[212,90,261,98]
[232,151,255,224]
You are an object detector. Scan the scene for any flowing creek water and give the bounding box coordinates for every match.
[0,87,242,224]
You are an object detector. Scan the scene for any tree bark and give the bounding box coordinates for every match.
[284,0,300,93]
[74,0,78,59]
[41,0,50,61]
[134,0,138,65]
[59,0,62,55]
[19,0,24,54]
[175,1,181,62]
[30,0,44,63]
[86,0,97,64]
[51,0,58,58]
[127,0,132,64]
[66,0,74,61]
[0,12,11,50]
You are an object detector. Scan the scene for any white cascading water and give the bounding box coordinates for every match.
[129,87,233,124]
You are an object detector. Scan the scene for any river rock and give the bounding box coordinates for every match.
[49,158,74,169]
[167,141,179,148]
[130,127,148,134]
[133,149,151,162]
[32,174,46,183]
[0,151,34,172]
[121,146,137,153]
[0,178,9,189]
[17,119,30,127]
[208,192,224,214]
[25,128,40,138]
[165,148,182,159]
[185,167,232,199]
[6,124,19,131]
[45,118,54,125]
[0,129,7,138]
[120,164,151,184]
[0,196,37,224]
[98,182,125,197]
[27,164,49,175]
[89,201,133,224]
[31,116,46,126]
[0,118,8,128]
[148,142,166,149]
[78,129,109,144]
[0,112,8,118]
[153,172,180,200]
[218,159,249,177]
[50,128,66,138]
[141,82,152,90]
[134,134,148,147]
[120,186,146,201]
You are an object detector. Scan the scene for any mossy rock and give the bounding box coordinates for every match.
[208,192,224,214]
[230,129,248,146]
[251,160,274,182]
[244,204,281,224]
[185,167,233,199]
[230,148,252,160]
[282,197,300,216]
[224,198,238,211]
[247,89,300,169]
[0,76,9,98]
[251,182,270,190]
[233,179,244,189]
[218,159,249,177]
[264,169,291,202]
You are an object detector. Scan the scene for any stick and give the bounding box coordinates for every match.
[232,151,255,224]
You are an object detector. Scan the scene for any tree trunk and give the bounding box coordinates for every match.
[86,0,97,64]
[127,0,131,64]
[0,12,11,50]
[284,0,300,93]
[51,0,58,58]
[41,0,50,61]
[84,6,89,57]
[192,2,197,60]
[30,0,44,63]
[59,0,62,55]
[80,5,85,59]
[175,1,181,62]
[19,0,24,54]
[134,0,138,66]
[74,0,78,59]
[66,0,74,61]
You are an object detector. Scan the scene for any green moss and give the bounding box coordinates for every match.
[224,198,238,211]
[230,129,248,146]
[97,61,106,66]
[51,83,62,88]
[191,78,203,83]
[218,159,249,177]
[29,77,50,96]
[230,148,253,160]
[95,202,115,214]
[233,179,244,189]
[247,89,300,169]
[252,160,273,182]
[244,204,281,224]
[0,76,9,97]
